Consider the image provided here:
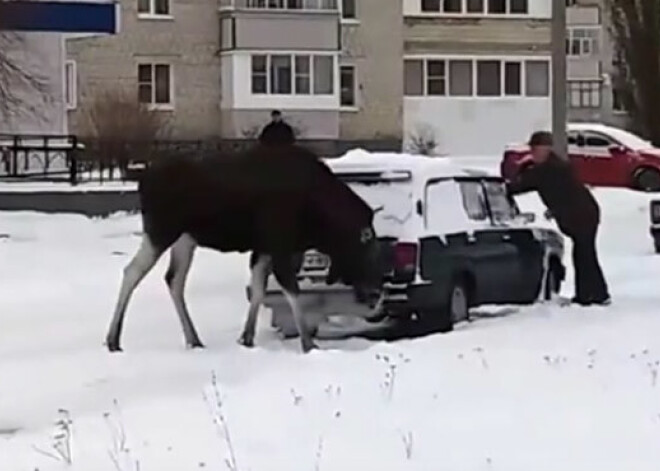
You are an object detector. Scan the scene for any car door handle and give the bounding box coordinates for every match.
[467,234,476,244]
[502,234,511,241]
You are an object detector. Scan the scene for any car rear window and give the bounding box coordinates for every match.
[338,171,414,237]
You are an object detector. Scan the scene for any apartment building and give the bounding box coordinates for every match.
[402,0,552,155]
[565,0,627,127]
[66,0,403,144]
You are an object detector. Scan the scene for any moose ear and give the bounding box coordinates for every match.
[360,227,374,244]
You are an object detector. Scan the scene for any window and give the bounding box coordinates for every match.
[426,60,446,95]
[341,0,356,19]
[251,55,268,93]
[64,60,77,110]
[137,0,170,16]
[340,64,357,108]
[423,0,527,14]
[612,87,627,112]
[404,59,424,96]
[482,180,517,222]
[250,53,335,95]
[313,55,334,94]
[404,57,550,98]
[568,80,601,108]
[295,55,311,94]
[566,27,600,57]
[459,181,488,221]
[524,60,550,97]
[448,60,472,96]
[504,61,521,96]
[583,132,613,148]
[137,63,172,107]
[476,60,501,96]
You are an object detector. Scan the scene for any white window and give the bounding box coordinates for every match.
[568,80,601,108]
[64,60,77,110]
[137,63,173,107]
[420,0,528,14]
[566,27,600,57]
[137,0,170,16]
[340,64,357,108]
[250,53,335,95]
[404,57,549,97]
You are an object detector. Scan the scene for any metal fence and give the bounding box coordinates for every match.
[0,135,402,185]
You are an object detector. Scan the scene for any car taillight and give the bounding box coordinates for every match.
[651,201,660,223]
[393,242,417,282]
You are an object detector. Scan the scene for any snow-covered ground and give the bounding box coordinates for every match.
[2,185,660,470]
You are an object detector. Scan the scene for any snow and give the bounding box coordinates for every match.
[3,169,660,470]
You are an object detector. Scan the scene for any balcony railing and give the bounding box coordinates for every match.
[219,0,338,11]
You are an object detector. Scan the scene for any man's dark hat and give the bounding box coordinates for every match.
[528,130,553,146]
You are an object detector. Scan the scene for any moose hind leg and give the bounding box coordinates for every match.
[238,253,271,348]
[106,235,163,352]
[165,234,204,349]
[272,255,317,353]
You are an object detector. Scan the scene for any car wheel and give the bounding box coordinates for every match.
[417,279,469,335]
[543,263,562,300]
[635,168,660,192]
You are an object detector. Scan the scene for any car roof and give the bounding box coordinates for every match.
[324,149,494,180]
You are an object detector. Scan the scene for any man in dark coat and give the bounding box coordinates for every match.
[258,110,296,146]
[506,130,611,306]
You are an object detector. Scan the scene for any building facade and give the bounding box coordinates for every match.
[64,0,630,155]
[565,0,629,127]
[67,0,402,144]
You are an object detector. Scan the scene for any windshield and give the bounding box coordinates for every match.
[458,179,517,223]
[339,173,413,237]
[482,180,518,222]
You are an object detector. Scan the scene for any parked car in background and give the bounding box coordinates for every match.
[501,123,660,192]
[260,152,566,339]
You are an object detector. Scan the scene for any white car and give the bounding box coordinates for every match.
[260,151,566,338]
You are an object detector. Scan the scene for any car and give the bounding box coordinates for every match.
[259,151,566,339]
[501,122,660,192]
[650,199,660,253]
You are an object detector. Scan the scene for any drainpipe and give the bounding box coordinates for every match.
[551,0,568,159]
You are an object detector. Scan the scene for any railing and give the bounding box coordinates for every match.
[219,0,338,11]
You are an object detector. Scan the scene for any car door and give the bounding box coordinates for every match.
[579,131,629,187]
[456,179,520,304]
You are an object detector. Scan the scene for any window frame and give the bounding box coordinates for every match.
[567,79,602,109]
[419,0,529,16]
[566,26,601,58]
[137,62,174,110]
[339,63,358,110]
[403,56,550,99]
[137,0,172,18]
[249,52,336,96]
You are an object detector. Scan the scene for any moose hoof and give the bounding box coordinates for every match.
[187,340,205,350]
[301,339,319,353]
[237,334,255,348]
[106,342,123,353]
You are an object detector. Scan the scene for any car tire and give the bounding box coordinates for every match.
[635,168,660,192]
[543,262,562,300]
[416,279,470,335]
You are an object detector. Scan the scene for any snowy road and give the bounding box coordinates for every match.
[2,188,660,470]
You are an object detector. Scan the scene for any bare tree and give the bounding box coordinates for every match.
[406,124,439,156]
[0,3,48,124]
[81,87,171,178]
[606,0,660,143]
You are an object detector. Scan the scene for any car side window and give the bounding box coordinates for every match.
[482,180,517,223]
[459,181,488,221]
[583,131,613,148]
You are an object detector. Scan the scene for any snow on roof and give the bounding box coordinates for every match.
[567,122,652,150]
[324,148,495,179]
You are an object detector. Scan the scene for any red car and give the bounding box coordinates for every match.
[501,123,660,191]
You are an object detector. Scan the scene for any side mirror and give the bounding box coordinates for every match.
[520,211,536,223]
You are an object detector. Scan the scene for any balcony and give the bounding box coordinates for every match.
[219,0,340,52]
[219,0,338,12]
